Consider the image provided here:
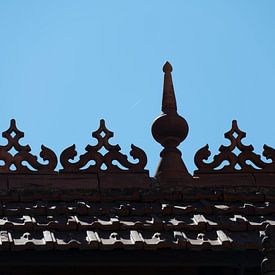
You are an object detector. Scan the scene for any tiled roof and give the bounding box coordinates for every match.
[0,178,272,252]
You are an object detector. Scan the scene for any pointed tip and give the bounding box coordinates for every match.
[10,119,17,129]
[163,61,173,73]
[232,120,238,128]
[162,62,177,114]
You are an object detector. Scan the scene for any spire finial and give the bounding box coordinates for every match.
[163,61,173,73]
[151,62,191,186]
[162,61,177,114]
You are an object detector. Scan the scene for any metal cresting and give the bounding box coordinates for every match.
[59,119,147,173]
[194,120,275,174]
[0,119,57,173]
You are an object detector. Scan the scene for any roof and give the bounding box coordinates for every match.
[0,62,274,272]
[0,174,273,253]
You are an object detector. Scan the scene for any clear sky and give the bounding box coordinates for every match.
[1,1,275,176]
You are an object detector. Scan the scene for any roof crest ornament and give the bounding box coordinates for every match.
[59,119,147,173]
[0,119,57,173]
[151,62,191,184]
[162,62,177,114]
[194,120,275,174]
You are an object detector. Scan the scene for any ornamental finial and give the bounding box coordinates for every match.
[162,62,177,114]
[151,62,191,185]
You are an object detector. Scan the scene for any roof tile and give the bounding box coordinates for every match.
[228,231,262,250]
[75,215,120,230]
[53,231,98,250]
[10,230,54,251]
[0,231,11,250]
[98,230,142,250]
[33,215,77,230]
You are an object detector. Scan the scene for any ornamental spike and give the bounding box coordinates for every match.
[151,62,191,186]
[162,62,177,114]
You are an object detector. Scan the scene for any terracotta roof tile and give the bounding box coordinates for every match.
[0,231,11,250]
[139,231,175,250]
[0,215,33,230]
[162,215,205,231]
[205,215,248,231]
[75,201,90,215]
[255,202,275,215]
[75,215,120,230]
[52,231,98,250]
[172,204,195,215]
[98,230,143,250]
[10,230,54,251]
[246,216,275,230]
[33,215,77,230]
[47,202,76,215]
[228,231,262,250]
[184,231,223,250]
[129,203,159,215]
[216,230,232,248]
[119,216,163,231]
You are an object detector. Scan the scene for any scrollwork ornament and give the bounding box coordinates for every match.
[60,119,147,173]
[0,120,57,173]
[194,120,275,174]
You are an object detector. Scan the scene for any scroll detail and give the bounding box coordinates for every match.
[194,120,275,174]
[60,119,147,173]
[0,119,57,173]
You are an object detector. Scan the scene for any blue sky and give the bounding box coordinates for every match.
[1,1,275,175]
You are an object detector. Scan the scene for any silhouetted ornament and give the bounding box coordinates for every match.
[59,119,147,173]
[0,119,57,173]
[151,62,191,182]
[194,120,275,174]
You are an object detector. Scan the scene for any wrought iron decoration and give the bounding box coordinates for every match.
[0,119,57,173]
[60,119,147,172]
[194,120,275,173]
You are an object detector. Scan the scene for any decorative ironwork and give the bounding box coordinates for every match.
[194,120,275,174]
[0,119,57,173]
[60,119,147,173]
